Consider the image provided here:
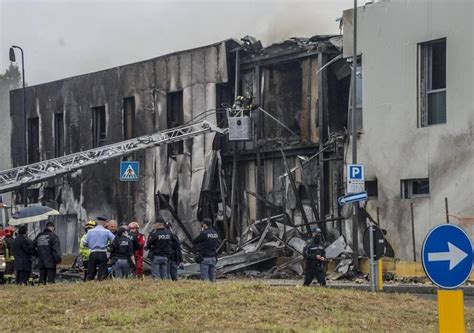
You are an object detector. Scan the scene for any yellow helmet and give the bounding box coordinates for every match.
[85,220,96,229]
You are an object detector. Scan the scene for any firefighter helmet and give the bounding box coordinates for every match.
[85,220,96,230]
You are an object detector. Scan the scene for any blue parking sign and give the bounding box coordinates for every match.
[120,161,140,181]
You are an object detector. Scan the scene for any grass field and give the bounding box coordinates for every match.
[1,280,472,332]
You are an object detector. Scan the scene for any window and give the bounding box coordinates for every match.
[28,117,40,163]
[401,178,430,199]
[348,59,362,132]
[123,97,135,140]
[366,180,378,199]
[419,38,446,126]
[92,106,106,147]
[167,91,184,157]
[54,113,64,157]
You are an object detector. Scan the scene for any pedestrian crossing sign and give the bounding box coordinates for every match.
[120,161,140,181]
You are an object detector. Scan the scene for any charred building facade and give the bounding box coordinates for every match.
[9,36,351,250]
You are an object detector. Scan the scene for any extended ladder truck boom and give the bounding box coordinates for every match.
[0,120,227,194]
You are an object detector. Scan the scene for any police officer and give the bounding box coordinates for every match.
[34,221,62,284]
[110,227,135,278]
[12,225,34,285]
[303,227,326,286]
[165,221,183,281]
[193,218,220,282]
[83,216,115,281]
[146,219,172,279]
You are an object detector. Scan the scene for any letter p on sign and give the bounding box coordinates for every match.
[349,165,363,180]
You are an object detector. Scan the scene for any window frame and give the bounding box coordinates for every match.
[92,105,107,148]
[54,113,64,157]
[418,38,447,127]
[401,178,430,199]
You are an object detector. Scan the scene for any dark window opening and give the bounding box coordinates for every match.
[54,113,64,157]
[123,97,135,140]
[92,106,106,147]
[262,61,302,139]
[167,91,184,157]
[419,38,446,127]
[401,178,430,199]
[366,180,378,198]
[28,117,40,163]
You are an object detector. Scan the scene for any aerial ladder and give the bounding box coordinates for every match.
[0,120,228,194]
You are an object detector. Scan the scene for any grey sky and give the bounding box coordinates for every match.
[0,0,352,86]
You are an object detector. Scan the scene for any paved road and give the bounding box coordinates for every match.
[415,293,474,307]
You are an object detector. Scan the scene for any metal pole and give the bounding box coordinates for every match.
[369,223,376,292]
[445,197,450,223]
[351,0,359,269]
[12,46,28,207]
[127,181,131,222]
[410,202,417,261]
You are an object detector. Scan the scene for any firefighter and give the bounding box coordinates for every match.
[146,219,172,279]
[165,221,183,281]
[80,220,96,281]
[193,218,220,282]
[128,221,145,278]
[2,226,15,283]
[110,227,135,278]
[12,225,34,285]
[34,221,61,284]
[303,227,327,287]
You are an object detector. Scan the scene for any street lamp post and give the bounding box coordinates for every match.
[9,45,28,207]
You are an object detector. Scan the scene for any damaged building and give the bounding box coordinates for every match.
[7,34,356,269]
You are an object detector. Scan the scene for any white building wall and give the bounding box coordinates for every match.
[343,0,474,260]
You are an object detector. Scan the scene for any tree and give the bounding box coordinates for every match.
[0,63,22,91]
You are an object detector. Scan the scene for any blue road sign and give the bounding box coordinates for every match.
[120,161,140,181]
[348,164,364,180]
[422,224,473,289]
[338,191,368,206]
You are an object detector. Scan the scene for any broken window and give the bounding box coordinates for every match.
[28,117,40,163]
[123,97,135,140]
[366,179,378,199]
[54,113,64,157]
[401,178,430,199]
[348,58,362,132]
[167,91,184,157]
[419,38,446,127]
[92,106,106,147]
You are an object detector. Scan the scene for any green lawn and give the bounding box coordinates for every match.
[1,280,472,332]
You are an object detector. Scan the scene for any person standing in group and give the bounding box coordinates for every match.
[110,227,135,278]
[128,221,145,278]
[83,216,115,281]
[303,227,327,287]
[12,225,34,285]
[193,218,220,282]
[2,226,15,284]
[33,221,61,284]
[146,219,171,279]
[165,221,183,281]
[79,220,96,281]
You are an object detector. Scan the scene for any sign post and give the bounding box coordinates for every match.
[422,224,473,333]
[120,161,140,222]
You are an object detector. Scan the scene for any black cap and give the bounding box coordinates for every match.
[96,216,108,222]
[18,225,27,235]
[46,221,55,228]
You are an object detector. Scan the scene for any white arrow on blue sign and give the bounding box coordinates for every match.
[338,191,368,206]
[422,224,473,289]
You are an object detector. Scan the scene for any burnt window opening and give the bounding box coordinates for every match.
[348,57,362,132]
[92,106,106,147]
[401,178,430,199]
[167,91,184,157]
[262,61,302,139]
[298,184,318,204]
[366,180,378,199]
[54,113,64,157]
[419,38,446,127]
[28,117,40,163]
[123,97,135,140]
